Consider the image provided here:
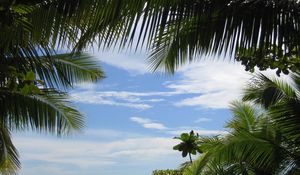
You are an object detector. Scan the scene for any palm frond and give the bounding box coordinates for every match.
[183,153,212,175]
[0,89,84,135]
[214,130,284,173]
[0,125,20,175]
[291,71,300,93]
[243,73,300,144]
[49,53,105,89]
[270,98,300,144]
[243,73,296,108]
[1,51,104,90]
[5,0,300,74]
[226,101,260,132]
[75,0,300,73]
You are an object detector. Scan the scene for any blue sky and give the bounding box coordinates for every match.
[13,50,264,175]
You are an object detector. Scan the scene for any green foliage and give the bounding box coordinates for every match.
[236,47,300,76]
[243,72,300,145]
[2,0,298,74]
[0,0,105,173]
[183,72,300,175]
[152,169,183,175]
[173,130,202,163]
[0,125,20,174]
[59,0,300,74]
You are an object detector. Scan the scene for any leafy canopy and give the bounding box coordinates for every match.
[0,0,105,173]
[183,72,300,175]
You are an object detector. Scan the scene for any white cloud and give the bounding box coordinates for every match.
[130,117,227,136]
[130,117,152,124]
[170,60,292,109]
[176,91,240,109]
[70,90,183,110]
[93,51,149,74]
[130,117,167,130]
[20,165,78,175]
[70,60,254,109]
[71,91,152,110]
[194,117,212,123]
[144,98,165,102]
[143,123,167,130]
[82,91,180,98]
[72,60,282,110]
[14,135,178,169]
[74,82,98,90]
[83,129,143,139]
[167,60,251,109]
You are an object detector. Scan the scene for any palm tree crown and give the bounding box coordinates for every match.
[173,130,202,163]
[0,1,105,173]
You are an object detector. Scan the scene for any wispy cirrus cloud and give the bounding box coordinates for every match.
[130,117,168,130]
[94,51,149,74]
[194,117,213,123]
[83,129,144,139]
[70,90,182,110]
[130,117,226,136]
[70,60,254,109]
[87,54,255,109]
[92,49,289,110]
[70,91,153,110]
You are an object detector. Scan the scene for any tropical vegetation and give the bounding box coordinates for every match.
[2,0,300,174]
[0,0,105,173]
[173,130,202,163]
[180,72,300,175]
[152,169,183,175]
[59,0,300,74]
[2,0,298,74]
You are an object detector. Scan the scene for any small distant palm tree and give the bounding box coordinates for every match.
[173,130,202,163]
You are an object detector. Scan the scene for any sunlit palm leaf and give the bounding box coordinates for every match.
[47,53,105,89]
[0,126,20,175]
[226,101,261,132]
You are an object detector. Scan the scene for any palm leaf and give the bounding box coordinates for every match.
[48,53,105,89]
[0,125,20,175]
[1,51,104,90]
[75,0,300,73]
[0,89,84,135]
[243,73,296,108]
[183,153,212,175]
[226,101,260,132]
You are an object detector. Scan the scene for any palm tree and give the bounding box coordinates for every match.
[183,72,300,174]
[3,0,298,75]
[243,72,300,146]
[183,101,291,175]
[0,1,105,173]
[173,130,202,163]
[3,0,300,173]
[242,72,300,172]
[4,0,296,75]
[70,0,300,74]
